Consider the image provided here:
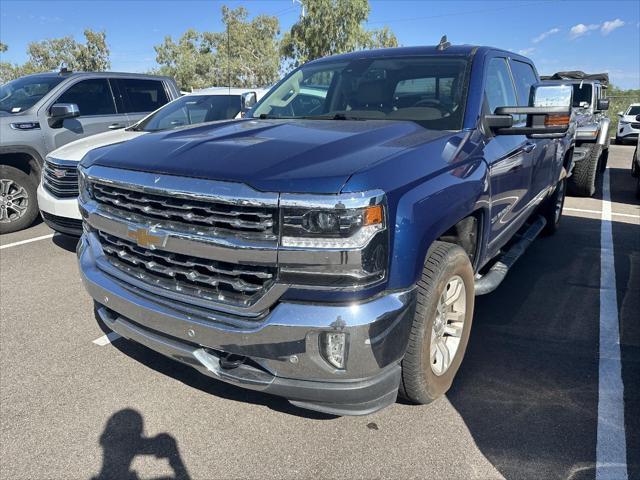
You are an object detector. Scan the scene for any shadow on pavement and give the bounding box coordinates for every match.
[92,408,190,480]
[52,233,79,252]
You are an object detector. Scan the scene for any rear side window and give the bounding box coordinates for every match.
[484,58,517,113]
[117,79,169,113]
[510,60,537,106]
[56,79,116,116]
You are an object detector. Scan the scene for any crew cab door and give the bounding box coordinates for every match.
[43,78,126,151]
[483,57,536,252]
[509,58,555,205]
[111,78,172,125]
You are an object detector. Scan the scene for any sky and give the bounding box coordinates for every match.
[1,0,639,89]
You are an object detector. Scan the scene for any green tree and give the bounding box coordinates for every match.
[281,0,398,68]
[154,6,280,91]
[0,30,110,83]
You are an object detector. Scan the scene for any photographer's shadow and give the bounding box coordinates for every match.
[93,409,190,480]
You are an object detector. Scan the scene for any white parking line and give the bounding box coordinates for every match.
[596,167,628,480]
[0,233,55,250]
[564,207,640,220]
[92,332,122,346]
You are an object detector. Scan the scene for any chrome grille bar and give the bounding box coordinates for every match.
[43,158,79,198]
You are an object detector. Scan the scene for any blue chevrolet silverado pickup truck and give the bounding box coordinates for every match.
[77,45,575,415]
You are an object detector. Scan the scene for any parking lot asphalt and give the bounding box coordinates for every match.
[1,145,638,480]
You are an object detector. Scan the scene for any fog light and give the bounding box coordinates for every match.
[320,332,348,369]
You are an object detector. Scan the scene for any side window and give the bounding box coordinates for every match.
[117,79,169,113]
[484,57,517,114]
[56,79,116,116]
[510,60,538,107]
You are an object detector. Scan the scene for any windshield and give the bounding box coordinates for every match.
[0,76,65,113]
[627,105,640,116]
[251,56,470,130]
[135,94,242,132]
[572,83,593,108]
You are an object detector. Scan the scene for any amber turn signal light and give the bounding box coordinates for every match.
[363,205,383,226]
[545,114,570,127]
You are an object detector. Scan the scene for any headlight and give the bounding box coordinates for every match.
[576,128,598,139]
[278,190,388,289]
[77,166,91,203]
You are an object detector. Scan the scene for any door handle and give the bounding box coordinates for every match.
[522,142,537,153]
[108,123,124,130]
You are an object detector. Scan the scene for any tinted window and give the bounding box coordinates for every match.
[628,106,640,115]
[484,58,517,113]
[118,79,169,113]
[0,76,65,113]
[253,56,470,130]
[510,60,537,106]
[56,79,116,116]
[572,84,592,107]
[137,95,242,132]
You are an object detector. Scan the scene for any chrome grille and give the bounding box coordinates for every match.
[43,159,79,198]
[98,231,276,303]
[91,182,276,236]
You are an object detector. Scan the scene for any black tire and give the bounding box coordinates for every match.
[540,177,567,235]
[568,143,601,197]
[636,176,640,200]
[0,165,39,234]
[399,241,475,404]
[632,148,639,178]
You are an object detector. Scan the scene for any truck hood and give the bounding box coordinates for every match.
[84,119,450,193]
[48,129,146,162]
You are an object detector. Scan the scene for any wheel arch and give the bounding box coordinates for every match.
[0,146,44,180]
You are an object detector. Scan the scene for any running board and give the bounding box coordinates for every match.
[474,215,547,296]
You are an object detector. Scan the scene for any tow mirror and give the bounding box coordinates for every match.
[487,83,572,138]
[596,98,609,111]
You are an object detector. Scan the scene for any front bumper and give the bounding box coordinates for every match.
[78,234,416,415]
[37,183,82,235]
[618,122,640,139]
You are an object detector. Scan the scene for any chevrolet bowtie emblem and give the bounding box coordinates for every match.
[126,227,167,249]
[52,169,66,178]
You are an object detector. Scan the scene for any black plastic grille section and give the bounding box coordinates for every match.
[43,160,79,198]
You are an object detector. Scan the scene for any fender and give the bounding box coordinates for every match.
[0,145,45,177]
[596,117,611,146]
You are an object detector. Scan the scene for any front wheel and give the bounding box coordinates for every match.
[400,241,475,404]
[0,165,39,234]
[568,143,601,197]
[540,177,567,235]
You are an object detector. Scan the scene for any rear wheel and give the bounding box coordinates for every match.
[400,241,474,404]
[568,143,601,197]
[0,165,39,234]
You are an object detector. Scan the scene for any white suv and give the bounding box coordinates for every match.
[616,103,640,144]
[37,87,267,236]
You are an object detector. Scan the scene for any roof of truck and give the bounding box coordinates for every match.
[16,71,175,82]
[307,45,525,64]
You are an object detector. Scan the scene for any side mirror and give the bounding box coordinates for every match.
[486,83,572,138]
[50,103,80,119]
[597,98,609,111]
[241,92,257,112]
[618,111,624,117]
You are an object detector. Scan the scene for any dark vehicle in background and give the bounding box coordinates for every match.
[631,114,640,198]
[542,71,610,197]
[0,70,180,233]
[77,45,575,415]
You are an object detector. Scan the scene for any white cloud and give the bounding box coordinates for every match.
[532,28,560,43]
[570,23,600,39]
[519,48,536,55]
[601,19,624,35]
